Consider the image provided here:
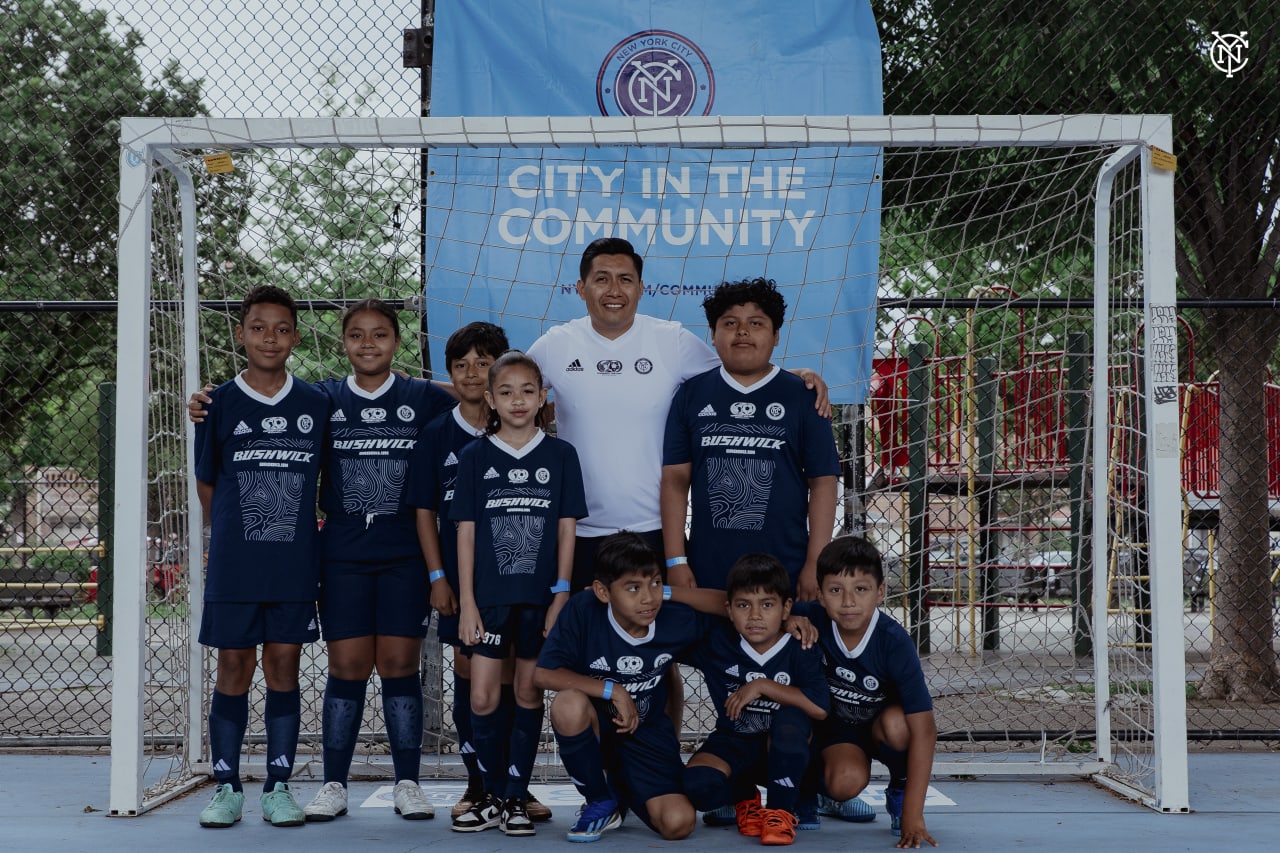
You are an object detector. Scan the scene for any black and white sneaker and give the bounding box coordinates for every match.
[500,797,536,837]
[451,792,501,832]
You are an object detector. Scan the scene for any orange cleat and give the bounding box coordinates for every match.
[735,791,764,837]
[760,808,798,846]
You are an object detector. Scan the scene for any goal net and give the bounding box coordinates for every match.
[110,115,1186,815]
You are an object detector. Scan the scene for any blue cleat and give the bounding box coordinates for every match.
[816,792,876,823]
[795,794,821,830]
[702,803,736,826]
[567,798,624,843]
[884,786,905,835]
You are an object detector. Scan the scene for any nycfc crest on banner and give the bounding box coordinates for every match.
[596,30,715,117]
[429,1,882,403]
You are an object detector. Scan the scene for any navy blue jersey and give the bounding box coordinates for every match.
[405,406,486,587]
[686,622,830,734]
[791,601,933,725]
[317,375,453,563]
[538,592,712,725]
[194,374,329,602]
[449,431,587,607]
[663,367,840,589]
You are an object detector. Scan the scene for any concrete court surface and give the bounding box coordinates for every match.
[0,752,1273,852]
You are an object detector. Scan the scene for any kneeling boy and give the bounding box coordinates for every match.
[681,554,829,847]
[791,536,938,849]
[534,532,710,843]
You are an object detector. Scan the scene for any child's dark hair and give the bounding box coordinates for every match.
[726,553,792,601]
[579,236,644,281]
[341,298,400,338]
[593,531,662,587]
[702,277,786,331]
[816,536,884,585]
[485,350,550,434]
[240,285,297,326]
[445,321,510,364]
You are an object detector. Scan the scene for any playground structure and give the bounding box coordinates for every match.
[863,309,1274,656]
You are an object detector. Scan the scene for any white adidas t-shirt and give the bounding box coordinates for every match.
[527,314,719,536]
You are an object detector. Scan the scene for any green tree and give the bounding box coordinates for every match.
[0,0,206,484]
[877,1,1279,699]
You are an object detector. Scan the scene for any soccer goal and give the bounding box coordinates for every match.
[110,114,1187,816]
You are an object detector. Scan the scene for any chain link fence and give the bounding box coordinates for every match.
[2,0,1277,769]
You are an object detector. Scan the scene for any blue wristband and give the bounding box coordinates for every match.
[665,556,688,568]
[428,570,446,583]
[602,679,614,701]
[549,579,571,595]
[662,585,672,601]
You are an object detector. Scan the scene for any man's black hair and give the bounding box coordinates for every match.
[445,321,510,364]
[816,536,884,585]
[579,237,644,282]
[594,530,662,587]
[726,553,792,601]
[701,277,786,331]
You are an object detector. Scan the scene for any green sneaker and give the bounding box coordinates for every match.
[260,781,305,827]
[199,783,244,828]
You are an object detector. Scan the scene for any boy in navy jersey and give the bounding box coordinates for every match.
[791,536,938,849]
[660,277,839,600]
[193,285,329,828]
[680,554,829,846]
[535,532,709,843]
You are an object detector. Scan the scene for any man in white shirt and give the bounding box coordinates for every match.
[526,237,829,591]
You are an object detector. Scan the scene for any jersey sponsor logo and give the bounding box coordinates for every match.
[444,451,459,466]
[484,496,552,509]
[617,655,643,674]
[535,467,550,484]
[596,359,623,374]
[232,448,315,463]
[297,414,314,433]
[261,416,287,434]
[700,435,786,450]
[233,420,252,436]
[836,666,858,684]
[397,405,415,422]
[331,408,346,422]
[746,671,766,682]
[508,468,529,484]
[730,401,756,419]
[635,357,653,374]
[331,438,416,451]
[863,675,880,691]
[484,467,500,479]
[590,656,611,671]
[654,653,672,668]
[566,358,584,372]
[361,407,387,423]
[697,404,717,417]
[766,402,785,421]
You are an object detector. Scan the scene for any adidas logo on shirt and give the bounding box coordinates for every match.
[725,664,740,677]
[698,405,717,417]
[444,451,459,466]
[233,420,252,435]
[566,358,584,372]
[590,656,611,671]
[331,409,346,422]
[484,467,500,479]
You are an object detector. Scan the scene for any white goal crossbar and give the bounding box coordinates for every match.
[111,114,1185,815]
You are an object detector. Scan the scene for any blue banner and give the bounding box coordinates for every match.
[428,0,881,402]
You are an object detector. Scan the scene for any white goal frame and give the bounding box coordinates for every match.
[110,114,1186,815]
